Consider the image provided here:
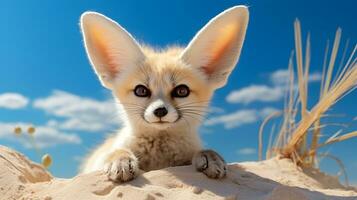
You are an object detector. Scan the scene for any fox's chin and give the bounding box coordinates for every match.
[150,122,174,130]
[141,115,182,130]
[142,118,181,130]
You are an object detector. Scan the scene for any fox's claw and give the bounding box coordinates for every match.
[103,150,139,182]
[192,149,227,179]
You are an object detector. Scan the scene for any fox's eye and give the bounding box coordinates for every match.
[172,84,190,98]
[134,85,151,97]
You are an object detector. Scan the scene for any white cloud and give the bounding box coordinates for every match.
[227,69,322,105]
[0,93,29,109]
[259,107,280,118]
[33,90,120,132]
[236,148,256,155]
[270,69,322,86]
[226,85,284,104]
[208,106,225,114]
[204,107,279,129]
[204,109,258,129]
[0,90,120,148]
[270,69,291,86]
[0,122,81,148]
[47,118,112,132]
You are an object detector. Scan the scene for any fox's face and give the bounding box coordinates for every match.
[80,6,249,130]
[108,48,212,129]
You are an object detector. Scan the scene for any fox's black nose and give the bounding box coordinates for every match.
[153,107,168,118]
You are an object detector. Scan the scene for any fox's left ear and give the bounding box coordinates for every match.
[181,6,249,88]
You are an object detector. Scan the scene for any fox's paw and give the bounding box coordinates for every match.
[103,149,139,182]
[192,149,227,179]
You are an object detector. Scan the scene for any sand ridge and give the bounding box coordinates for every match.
[0,145,356,200]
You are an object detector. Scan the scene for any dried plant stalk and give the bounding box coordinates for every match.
[281,20,357,158]
[319,131,357,148]
[258,111,281,160]
[282,63,357,156]
[260,19,357,177]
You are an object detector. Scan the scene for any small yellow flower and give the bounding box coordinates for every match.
[14,127,22,135]
[27,126,36,135]
[42,154,52,168]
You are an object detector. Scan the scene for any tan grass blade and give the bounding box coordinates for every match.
[318,153,349,186]
[319,40,330,98]
[319,131,357,148]
[266,124,276,159]
[311,39,330,165]
[333,45,357,88]
[294,19,308,119]
[304,33,311,92]
[258,111,282,160]
[334,39,350,84]
[323,28,342,96]
[275,54,296,148]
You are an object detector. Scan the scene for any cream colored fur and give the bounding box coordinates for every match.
[80,6,249,182]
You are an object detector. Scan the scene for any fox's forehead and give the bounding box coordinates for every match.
[141,45,184,59]
[135,47,207,89]
[141,46,184,72]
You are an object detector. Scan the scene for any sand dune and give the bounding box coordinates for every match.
[0,145,356,200]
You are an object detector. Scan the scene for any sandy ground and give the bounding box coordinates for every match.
[0,145,356,200]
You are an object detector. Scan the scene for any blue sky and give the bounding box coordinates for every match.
[0,0,356,185]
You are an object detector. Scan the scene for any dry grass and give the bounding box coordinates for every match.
[13,125,52,168]
[259,19,357,184]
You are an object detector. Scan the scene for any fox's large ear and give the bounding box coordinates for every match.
[80,12,145,89]
[180,6,249,88]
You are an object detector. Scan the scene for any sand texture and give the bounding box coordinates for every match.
[0,145,356,200]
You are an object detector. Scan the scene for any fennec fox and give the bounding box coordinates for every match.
[80,6,249,182]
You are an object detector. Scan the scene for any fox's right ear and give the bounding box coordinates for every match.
[80,12,145,89]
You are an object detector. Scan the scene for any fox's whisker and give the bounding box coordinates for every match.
[176,100,210,107]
